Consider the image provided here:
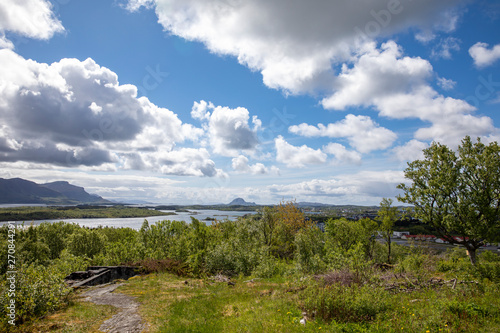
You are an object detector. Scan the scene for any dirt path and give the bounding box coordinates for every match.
[81,283,145,333]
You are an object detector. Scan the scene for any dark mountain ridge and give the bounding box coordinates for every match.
[0,178,109,204]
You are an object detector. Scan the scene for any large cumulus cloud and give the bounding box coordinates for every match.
[0,49,224,176]
[127,0,464,94]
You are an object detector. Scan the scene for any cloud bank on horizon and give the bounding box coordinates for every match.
[0,0,499,205]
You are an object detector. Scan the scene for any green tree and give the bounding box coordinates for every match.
[324,218,378,269]
[397,136,500,265]
[67,228,107,259]
[376,198,398,264]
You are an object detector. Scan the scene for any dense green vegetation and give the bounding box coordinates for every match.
[0,200,499,332]
[398,136,500,265]
[0,205,173,222]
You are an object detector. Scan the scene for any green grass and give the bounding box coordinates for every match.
[0,297,117,333]
[119,273,326,332]
[10,269,500,332]
[116,270,500,332]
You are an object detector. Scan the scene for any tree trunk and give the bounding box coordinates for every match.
[467,247,477,266]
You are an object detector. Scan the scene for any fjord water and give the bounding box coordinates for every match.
[12,210,256,230]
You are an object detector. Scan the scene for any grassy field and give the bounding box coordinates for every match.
[15,267,500,333]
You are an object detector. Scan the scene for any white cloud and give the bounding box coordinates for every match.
[392,140,428,162]
[415,31,436,43]
[0,0,64,42]
[0,35,14,49]
[231,155,279,175]
[469,42,500,68]
[155,148,226,177]
[289,114,396,153]
[191,100,260,157]
[268,170,405,203]
[125,1,490,149]
[274,136,327,168]
[436,77,456,90]
[320,41,495,147]
[132,0,464,95]
[414,7,462,43]
[191,100,213,121]
[322,143,362,165]
[414,113,495,145]
[431,37,460,59]
[322,41,433,110]
[0,49,222,177]
[123,0,155,12]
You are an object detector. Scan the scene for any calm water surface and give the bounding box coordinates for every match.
[9,210,256,230]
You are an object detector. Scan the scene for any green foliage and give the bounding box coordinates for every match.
[0,205,171,222]
[67,228,107,259]
[0,263,71,327]
[37,222,79,259]
[300,279,392,323]
[323,218,377,272]
[294,226,326,274]
[376,198,399,264]
[16,225,51,267]
[447,300,491,319]
[398,136,500,265]
[253,250,288,278]
[271,201,311,259]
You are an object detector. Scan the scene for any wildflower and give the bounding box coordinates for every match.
[287,312,291,315]
[278,309,280,312]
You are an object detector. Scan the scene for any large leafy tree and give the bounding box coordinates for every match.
[397,136,500,265]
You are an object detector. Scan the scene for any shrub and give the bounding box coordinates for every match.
[0,263,71,327]
[205,241,238,276]
[253,251,286,278]
[37,222,79,259]
[300,279,391,323]
[67,228,107,259]
[294,227,326,274]
[447,300,491,319]
[474,261,500,282]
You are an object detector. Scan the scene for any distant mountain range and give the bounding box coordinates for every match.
[0,178,110,204]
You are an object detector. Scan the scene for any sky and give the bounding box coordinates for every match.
[1,0,500,205]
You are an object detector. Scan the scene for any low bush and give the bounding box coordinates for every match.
[253,252,287,278]
[300,275,391,323]
[0,263,71,328]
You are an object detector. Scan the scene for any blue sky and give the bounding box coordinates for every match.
[1,0,500,205]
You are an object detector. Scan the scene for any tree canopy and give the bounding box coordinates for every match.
[397,136,500,265]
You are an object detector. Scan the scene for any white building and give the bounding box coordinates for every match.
[393,231,410,238]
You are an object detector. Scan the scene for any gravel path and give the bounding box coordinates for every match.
[81,283,145,333]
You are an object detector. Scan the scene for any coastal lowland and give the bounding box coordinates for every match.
[1,138,500,332]
[1,201,499,332]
